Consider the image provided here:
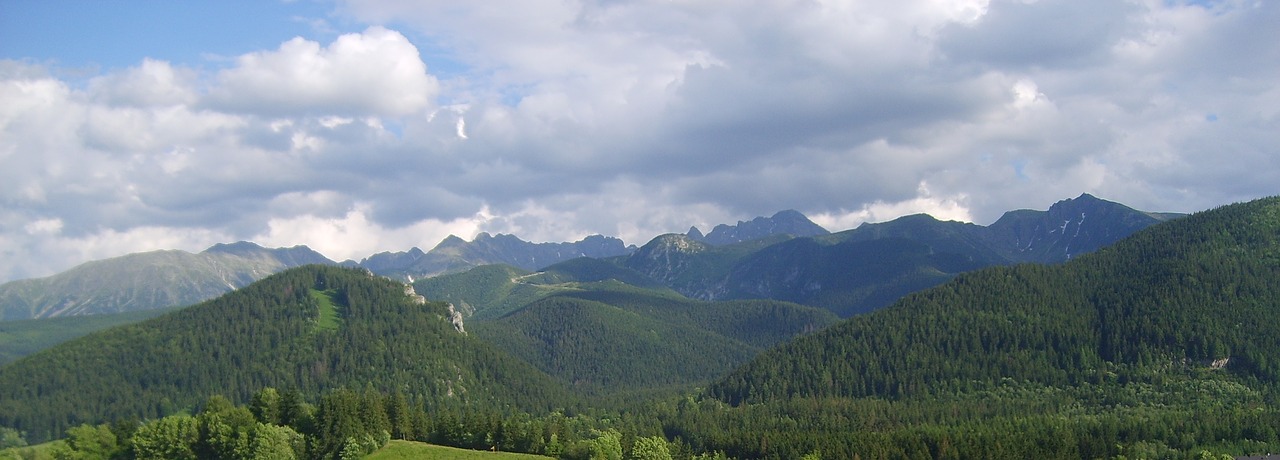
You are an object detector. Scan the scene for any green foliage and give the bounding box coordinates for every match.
[563,429,622,460]
[54,424,121,460]
[249,388,282,426]
[627,436,672,460]
[711,197,1280,404]
[414,264,552,320]
[0,428,25,450]
[130,415,198,460]
[0,266,570,444]
[7,197,1278,460]
[422,261,835,396]
[0,307,180,365]
[476,297,756,393]
[656,196,1280,459]
[365,440,553,459]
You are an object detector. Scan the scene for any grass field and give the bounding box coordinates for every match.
[310,288,341,332]
[365,440,553,460]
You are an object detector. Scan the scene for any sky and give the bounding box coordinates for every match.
[0,0,1277,282]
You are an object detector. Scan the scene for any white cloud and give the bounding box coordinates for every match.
[88,58,196,107]
[2,0,1278,282]
[810,182,973,232]
[206,26,439,117]
[252,203,490,262]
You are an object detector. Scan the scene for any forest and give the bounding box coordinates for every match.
[3,196,1280,459]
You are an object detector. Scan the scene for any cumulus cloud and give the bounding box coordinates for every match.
[206,26,439,117]
[2,0,1278,282]
[88,58,197,107]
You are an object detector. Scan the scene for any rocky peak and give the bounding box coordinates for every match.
[699,210,829,245]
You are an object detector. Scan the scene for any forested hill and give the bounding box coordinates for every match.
[710,196,1280,404]
[0,265,569,443]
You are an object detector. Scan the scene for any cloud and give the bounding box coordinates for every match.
[251,203,491,262]
[2,0,1278,282]
[206,26,439,117]
[87,58,197,107]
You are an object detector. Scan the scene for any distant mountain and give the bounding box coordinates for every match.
[628,194,1182,316]
[0,242,333,320]
[688,209,830,245]
[0,195,1176,323]
[710,195,1280,405]
[983,193,1178,262]
[0,265,569,443]
[621,233,794,301]
[354,233,635,280]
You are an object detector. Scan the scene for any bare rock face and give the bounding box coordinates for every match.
[403,284,426,305]
[403,283,463,333]
[446,303,466,335]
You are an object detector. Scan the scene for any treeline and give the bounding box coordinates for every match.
[0,266,571,444]
[31,386,700,460]
[658,375,1280,459]
[21,378,1280,460]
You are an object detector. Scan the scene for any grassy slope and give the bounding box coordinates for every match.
[310,288,341,332]
[367,440,552,460]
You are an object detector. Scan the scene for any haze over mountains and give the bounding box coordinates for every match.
[0,194,1180,323]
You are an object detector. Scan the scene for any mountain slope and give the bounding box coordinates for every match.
[709,196,1280,404]
[0,242,333,320]
[0,306,182,365]
[635,194,1181,316]
[475,296,758,392]
[984,192,1178,262]
[0,265,569,443]
[417,261,838,393]
[721,235,994,316]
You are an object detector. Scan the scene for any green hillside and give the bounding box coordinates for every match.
[414,264,558,320]
[670,196,1280,458]
[0,306,180,365]
[475,296,758,393]
[0,265,569,443]
[712,196,1280,403]
[425,262,838,396]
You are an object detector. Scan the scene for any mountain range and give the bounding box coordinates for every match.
[0,242,331,320]
[616,193,1182,316]
[1,195,1276,458]
[0,194,1180,323]
[347,232,635,281]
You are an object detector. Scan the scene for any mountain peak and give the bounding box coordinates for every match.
[202,241,267,256]
[697,210,829,245]
[989,193,1183,263]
